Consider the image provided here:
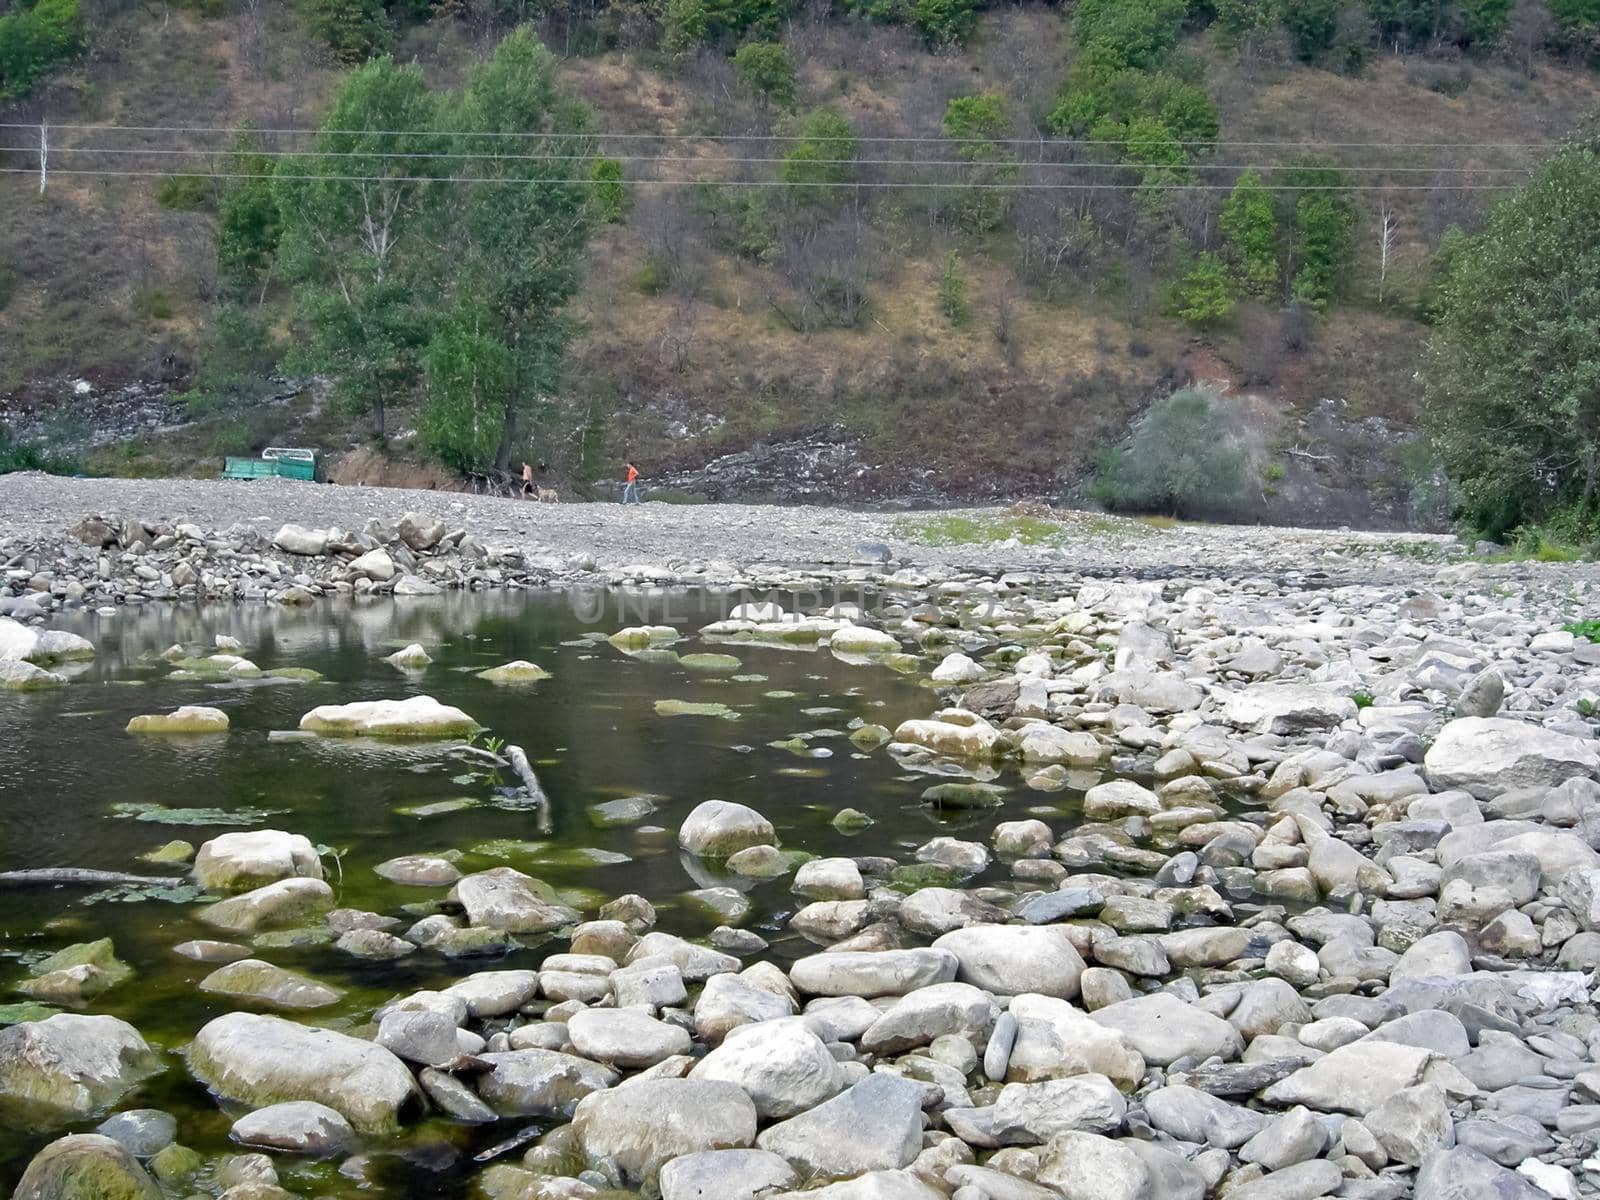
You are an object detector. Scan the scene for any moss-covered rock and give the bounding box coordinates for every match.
[608,625,679,650]
[0,1014,161,1130]
[12,1133,160,1200]
[0,660,66,690]
[655,699,739,720]
[125,707,229,735]
[198,959,343,1010]
[196,878,334,934]
[17,940,134,1004]
[476,660,552,684]
[679,653,742,672]
[137,840,194,865]
[147,1143,202,1186]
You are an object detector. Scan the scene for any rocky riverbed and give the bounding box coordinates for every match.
[5,477,1600,1200]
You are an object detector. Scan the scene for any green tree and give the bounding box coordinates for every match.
[1275,157,1357,305]
[1123,116,1187,202]
[1219,169,1277,297]
[299,0,389,62]
[661,0,708,51]
[1172,253,1235,325]
[942,93,1016,232]
[435,27,598,469]
[1073,0,1187,69]
[910,0,981,44]
[1281,0,1342,60]
[937,251,970,326]
[732,41,794,107]
[420,307,515,470]
[1095,387,1248,515]
[217,135,282,293]
[1291,191,1356,306]
[1424,146,1600,538]
[778,108,858,201]
[1457,0,1513,47]
[0,0,82,100]
[272,57,444,439]
[1215,0,1283,51]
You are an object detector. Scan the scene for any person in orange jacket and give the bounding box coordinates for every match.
[622,462,641,505]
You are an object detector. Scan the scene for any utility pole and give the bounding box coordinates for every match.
[38,119,49,196]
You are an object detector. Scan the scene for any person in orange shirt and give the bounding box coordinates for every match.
[520,462,534,499]
[622,462,641,505]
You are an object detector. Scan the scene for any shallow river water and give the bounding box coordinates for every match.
[0,587,1077,1195]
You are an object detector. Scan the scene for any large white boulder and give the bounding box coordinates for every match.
[298,696,478,738]
[1425,717,1600,800]
[193,830,322,891]
[187,1013,418,1134]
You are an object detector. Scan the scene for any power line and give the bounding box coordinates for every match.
[0,120,1564,150]
[0,166,1523,190]
[0,143,1537,173]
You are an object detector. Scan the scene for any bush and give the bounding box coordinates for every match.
[1095,387,1248,516]
[591,158,626,223]
[0,421,79,476]
[0,0,82,100]
[778,109,857,200]
[157,174,212,212]
[1171,253,1234,325]
[732,41,794,106]
[937,251,970,326]
[131,287,176,321]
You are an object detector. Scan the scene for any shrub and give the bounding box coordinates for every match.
[778,108,858,200]
[131,287,176,321]
[0,0,82,100]
[591,158,626,223]
[1095,387,1248,516]
[937,251,970,326]
[157,174,212,212]
[732,41,794,106]
[0,421,79,476]
[1172,253,1234,325]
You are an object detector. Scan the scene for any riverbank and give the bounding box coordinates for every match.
[7,472,1600,1200]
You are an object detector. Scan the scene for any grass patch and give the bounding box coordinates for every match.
[1566,620,1600,643]
[893,511,1155,548]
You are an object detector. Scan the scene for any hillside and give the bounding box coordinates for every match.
[2,0,1599,522]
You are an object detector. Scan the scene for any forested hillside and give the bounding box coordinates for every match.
[2,0,1599,522]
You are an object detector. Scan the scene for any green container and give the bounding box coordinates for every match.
[274,457,316,481]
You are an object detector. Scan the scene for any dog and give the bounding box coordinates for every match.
[533,486,559,503]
